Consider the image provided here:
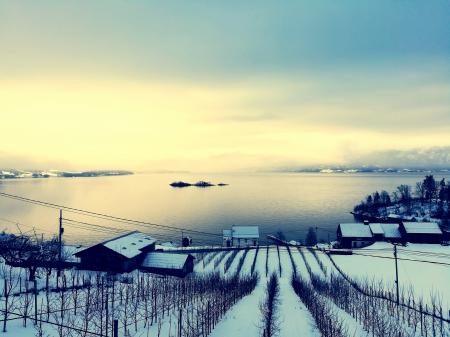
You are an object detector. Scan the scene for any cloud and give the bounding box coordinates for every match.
[346,146,450,169]
[0,1,449,172]
[1,1,449,81]
[0,152,72,170]
[211,62,450,133]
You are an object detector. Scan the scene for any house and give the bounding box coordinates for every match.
[337,220,443,247]
[399,222,443,243]
[223,225,259,247]
[336,223,373,248]
[140,252,194,278]
[74,231,157,273]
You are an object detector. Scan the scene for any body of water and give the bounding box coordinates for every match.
[0,172,448,245]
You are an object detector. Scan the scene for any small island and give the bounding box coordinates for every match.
[170,181,228,188]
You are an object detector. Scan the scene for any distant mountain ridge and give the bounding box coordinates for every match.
[280,166,450,174]
[0,169,133,179]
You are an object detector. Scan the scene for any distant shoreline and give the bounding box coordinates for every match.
[0,170,133,179]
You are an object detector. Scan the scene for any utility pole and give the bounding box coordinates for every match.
[393,243,400,305]
[113,319,118,337]
[57,209,63,276]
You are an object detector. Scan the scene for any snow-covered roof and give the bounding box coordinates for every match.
[368,223,402,239]
[75,231,157,259]
[402,222,442,235]
[103,231,157,258]
[141,253,191,270]
[380,223,402,239]
[230,226,259,239]
[338,223,373,238]
[369,223,384,235]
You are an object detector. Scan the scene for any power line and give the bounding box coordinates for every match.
[0,192,221,237]
[62,218,218,246]
[351,252,450,267]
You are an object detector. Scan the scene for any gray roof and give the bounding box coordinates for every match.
[402,222,442,235]
[141,253,191,270]
[368,223,402,239]
[338,223,373,238]
[369,223,384,235]
[380,223,402,239]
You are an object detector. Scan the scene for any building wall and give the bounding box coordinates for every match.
[406,233,442,243]
[77,246,132,272]
[339,237,373,248]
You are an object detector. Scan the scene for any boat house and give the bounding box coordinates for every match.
[399,222,443,243]
[74,231,157,273]
[223,225,260,247]
[140,252,194,278]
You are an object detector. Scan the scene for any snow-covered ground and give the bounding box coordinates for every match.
[1,242,449,337]
[329,242,450,311]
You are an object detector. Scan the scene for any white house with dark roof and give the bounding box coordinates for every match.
[223,225,259,247]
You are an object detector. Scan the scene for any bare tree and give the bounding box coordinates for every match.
[0,263,20,332]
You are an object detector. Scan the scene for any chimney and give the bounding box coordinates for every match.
[363,220,370,226]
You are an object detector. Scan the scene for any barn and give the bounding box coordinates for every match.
[74,231,157,273]
[399,222,443,244]
[140,252,194,277]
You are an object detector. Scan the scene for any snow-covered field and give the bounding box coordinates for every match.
[1,243,449,337]
[330,242,450,311]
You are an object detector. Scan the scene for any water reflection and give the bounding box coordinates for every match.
[0,173,448,245]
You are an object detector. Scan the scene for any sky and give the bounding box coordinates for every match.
[0,1,449,172]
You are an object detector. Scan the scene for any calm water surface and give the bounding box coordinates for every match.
[0,173,448,245]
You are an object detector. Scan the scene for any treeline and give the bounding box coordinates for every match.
[354,175,450,220]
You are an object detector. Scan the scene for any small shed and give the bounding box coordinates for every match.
[74,231,157,273]
[223,225,259,247]
[337,223,373,248]
[140,253,194,277]
[399,222,443,243]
